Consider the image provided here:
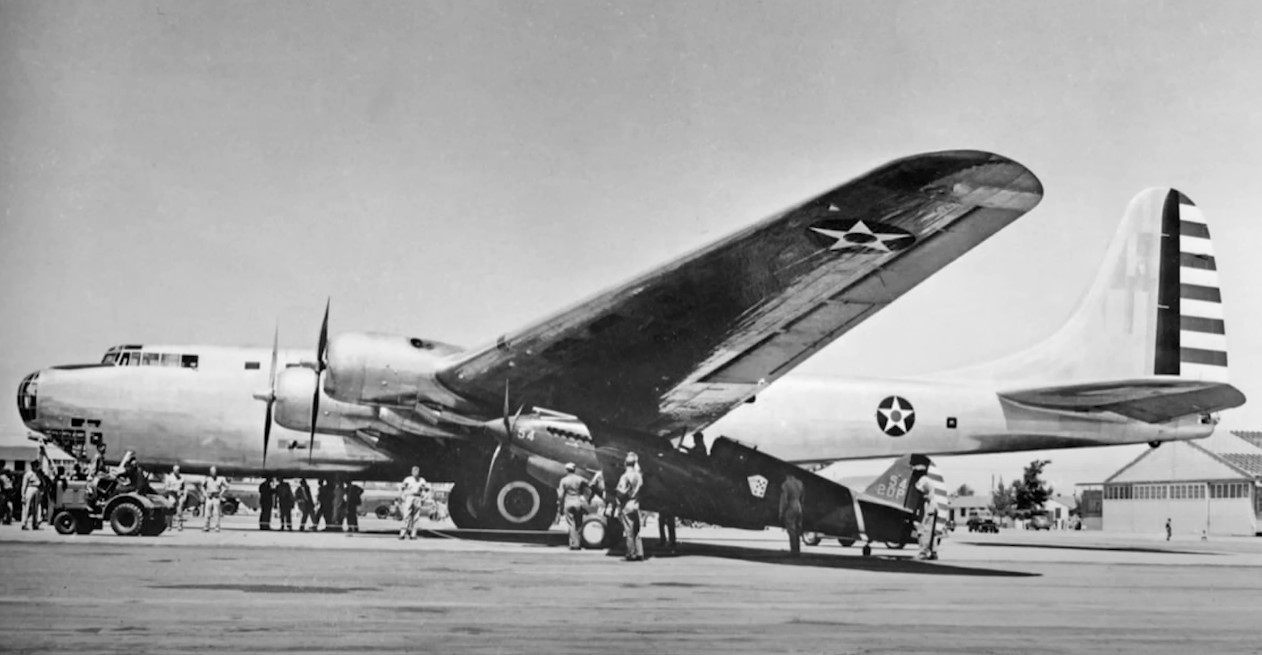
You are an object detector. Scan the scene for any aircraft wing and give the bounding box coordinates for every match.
[438,150,1043,435]
[998,378,1246,423]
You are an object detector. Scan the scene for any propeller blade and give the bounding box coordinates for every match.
[481,444,503,509]
[309,299,330,463]
[501,380,512,441]
[263,323,279,467]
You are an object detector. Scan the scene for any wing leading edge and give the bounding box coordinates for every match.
[439,150,1043,435]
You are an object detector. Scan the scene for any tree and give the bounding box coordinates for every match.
[954,483,975,497]
[990,477,1015,518]
[1014,459,1053,511]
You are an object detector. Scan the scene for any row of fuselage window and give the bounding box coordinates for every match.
[103,351,200,369]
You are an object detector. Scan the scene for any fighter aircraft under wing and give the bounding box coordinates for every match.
[19,150,1042,536]
[703,188,1247,465]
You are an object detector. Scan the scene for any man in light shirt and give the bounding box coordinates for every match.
[398,466,430,540]
[202,466,228,533]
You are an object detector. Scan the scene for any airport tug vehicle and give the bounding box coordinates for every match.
[51,478,174,537]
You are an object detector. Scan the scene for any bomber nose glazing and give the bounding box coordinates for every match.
[17,370,39,424]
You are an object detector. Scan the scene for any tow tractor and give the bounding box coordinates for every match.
[51,478,173,537]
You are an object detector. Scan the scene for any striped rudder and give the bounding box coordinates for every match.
[1158,192,1228,381]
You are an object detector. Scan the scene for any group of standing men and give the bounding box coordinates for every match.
[161,464,365,533]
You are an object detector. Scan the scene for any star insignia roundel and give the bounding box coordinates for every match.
[876,396,916,436]
[807,218,915,254]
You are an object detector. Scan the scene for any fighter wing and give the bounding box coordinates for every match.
[438,150,1042,435]
[999,378,1246,423]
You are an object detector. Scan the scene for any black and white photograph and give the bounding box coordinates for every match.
[2,2,1261,653]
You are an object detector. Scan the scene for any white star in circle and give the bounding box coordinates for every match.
[878,397,915,434]
[810,220,910,253]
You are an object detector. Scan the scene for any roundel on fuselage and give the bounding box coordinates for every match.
[876,396,915,436]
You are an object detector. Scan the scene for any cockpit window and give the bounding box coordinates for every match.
[181,354,199,369]
[142,352,160,366]
[160,353,180,367]
[101,352,119,365]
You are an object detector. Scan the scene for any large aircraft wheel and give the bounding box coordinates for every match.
[487,477,558,531]
[580,516,607,549]
[109,500,146,536]
[802,532,822,547]
[838,538,855,548]
[52,510,80,535]
[447,482,480,529]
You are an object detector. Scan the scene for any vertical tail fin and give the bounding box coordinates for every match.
[863,454,944,513]
[940,188,1229,384]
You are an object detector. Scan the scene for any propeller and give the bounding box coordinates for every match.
[481,380,523,509]
[308,299,330,463]
[261,324,279,466]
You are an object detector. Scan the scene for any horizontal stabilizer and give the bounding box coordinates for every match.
[999,378,1246,424]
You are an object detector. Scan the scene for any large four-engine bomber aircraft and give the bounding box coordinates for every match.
[20,150,1233,545]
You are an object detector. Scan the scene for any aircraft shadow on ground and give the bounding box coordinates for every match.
[608,542,1040,577]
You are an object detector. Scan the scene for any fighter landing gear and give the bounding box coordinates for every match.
[448,472,557,531]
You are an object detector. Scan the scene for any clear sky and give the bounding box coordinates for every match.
[2,1,1260,493]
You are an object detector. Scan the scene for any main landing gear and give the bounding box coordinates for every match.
[448,471,557,531]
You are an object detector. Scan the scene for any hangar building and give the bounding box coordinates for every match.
[1096,430,1262,537]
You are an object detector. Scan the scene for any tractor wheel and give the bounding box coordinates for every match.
[802,532,822,547]
[109,500,146,536]
[52,510,80,535]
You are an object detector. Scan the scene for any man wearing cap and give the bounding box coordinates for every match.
[398,466,430,540]
[615,453,644,561]
[557,463,589,550]
[913,465,937,560]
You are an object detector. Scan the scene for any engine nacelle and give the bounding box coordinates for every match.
[274,367,377,434]
[323,332,466,407]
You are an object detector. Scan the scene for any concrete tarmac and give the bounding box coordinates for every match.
[2,517,1260,654]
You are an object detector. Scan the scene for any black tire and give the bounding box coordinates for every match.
[221,499,239,516]
[142,514,167,536]
[885,541,907,550]
[580,516,607,549]
[862,543,872,557]
[52,510,80,535]
[75,515,95,535]
[838,538,855,547]
[802,532,822,547]
[374,505,390,520]
[447,482,479,529]
[109,500,145,536]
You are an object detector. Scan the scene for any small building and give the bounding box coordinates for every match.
[947,494,994,524]
[1044,493,1078,528]
[0,439,76,472]
[1095,430,1262,537]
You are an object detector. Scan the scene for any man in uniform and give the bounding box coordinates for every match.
[295,478,315,531]
[398,466,430,540]
[314,479,332,531]
[346,481,363,533]
[913,464,937,560]
[0,468,14,525]
[616,453,644,561]
[202,466,228,533]
[779,473,805,557]
[166,464,189,531]
[275,479,294,531]
[557,463,589,550]
[257,477,274,530]
[20,460,43,530]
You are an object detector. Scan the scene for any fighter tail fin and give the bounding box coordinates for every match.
[862,454,945,513]
[941,188,1229,384]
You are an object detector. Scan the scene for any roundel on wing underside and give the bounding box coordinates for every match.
[805,218,916,254]
[876,395,915,437]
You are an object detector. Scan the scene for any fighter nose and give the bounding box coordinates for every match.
[17,370,40,424]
